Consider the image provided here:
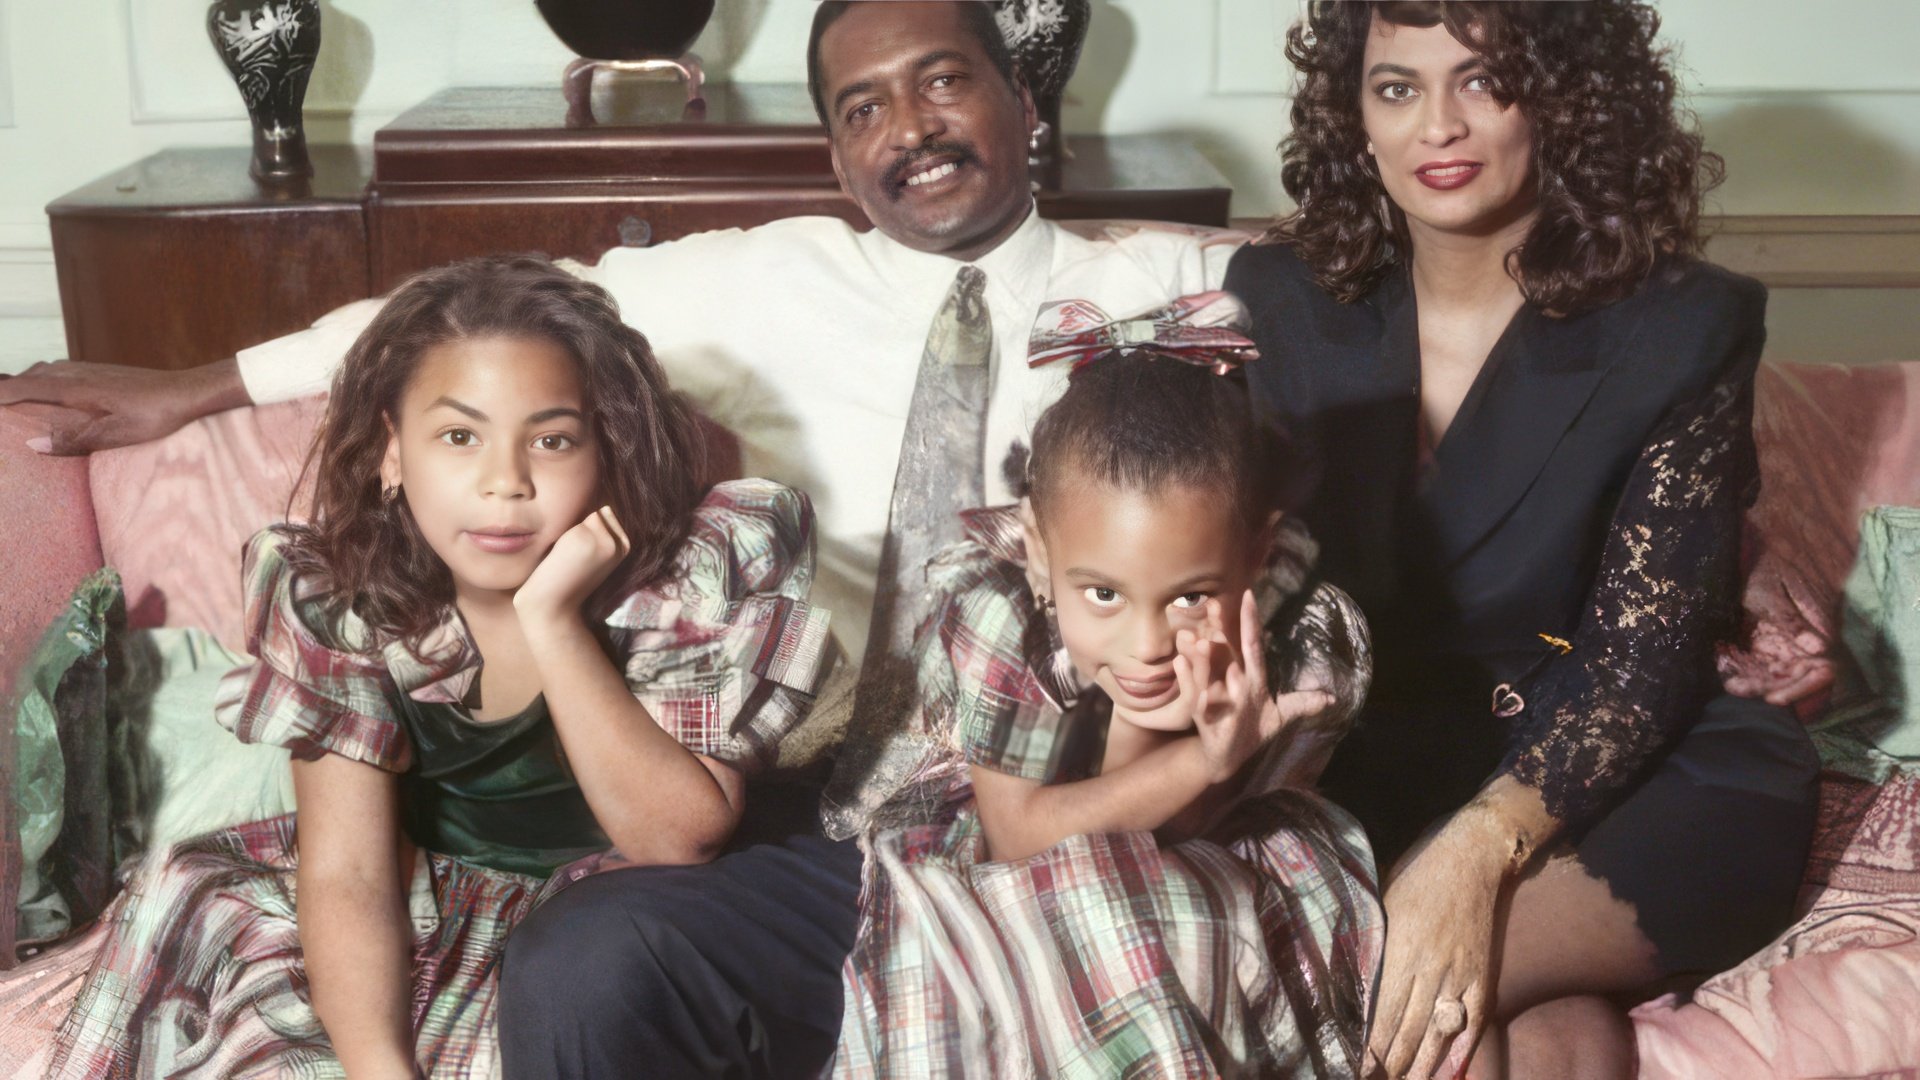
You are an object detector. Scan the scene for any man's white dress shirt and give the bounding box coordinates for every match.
[238,206,1235,742]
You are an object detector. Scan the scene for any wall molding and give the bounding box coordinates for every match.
[124,0,394,125]
[1224,214,1920,288]
[0,0,15,128]
[0,215,58,320]
[1706,215,1920,288]
[1208,0,1920,101]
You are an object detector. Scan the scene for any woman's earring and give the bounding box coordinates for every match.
[1365,140,1375,156]
[381,483,401,505]
[1035,592,1056,613]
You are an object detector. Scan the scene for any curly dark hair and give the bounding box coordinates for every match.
[280,255,707,649]
[1267,0,1724,315]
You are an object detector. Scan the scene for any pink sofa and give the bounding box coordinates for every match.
[3,360,1919,1073]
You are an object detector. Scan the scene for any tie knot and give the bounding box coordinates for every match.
[956,264,986,296]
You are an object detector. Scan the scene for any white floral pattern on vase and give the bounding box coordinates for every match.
[205,0,321,181]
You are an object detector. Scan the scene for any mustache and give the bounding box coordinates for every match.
[882,140,978,197]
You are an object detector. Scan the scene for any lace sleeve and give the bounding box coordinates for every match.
[1496,368,1760,832]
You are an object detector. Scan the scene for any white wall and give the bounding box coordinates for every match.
[3,0,1918,371]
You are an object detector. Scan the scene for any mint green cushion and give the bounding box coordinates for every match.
[1815,505,1920,780]
[123,627,294,849]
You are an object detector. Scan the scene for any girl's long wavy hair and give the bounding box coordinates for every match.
[280,255,708,649]
[1267,0,1724,315]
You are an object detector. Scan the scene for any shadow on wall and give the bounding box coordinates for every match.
[308,0,375,115]
[1699,100,1920,215]
[1062,0,1134,137]
[703,0,773,79]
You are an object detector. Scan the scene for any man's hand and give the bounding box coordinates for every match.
[0,358,249,454]
[1174,591,1333,784]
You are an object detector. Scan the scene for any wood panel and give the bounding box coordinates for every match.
[48,146,372,367]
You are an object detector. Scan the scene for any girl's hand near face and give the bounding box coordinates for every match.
[1175,591,1334,784]
[514,505,631,625]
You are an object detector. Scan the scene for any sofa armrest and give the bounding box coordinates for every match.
[0,405,106,970]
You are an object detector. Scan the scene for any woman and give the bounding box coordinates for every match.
[1224,3,1821,1078]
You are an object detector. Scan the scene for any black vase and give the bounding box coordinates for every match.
[991,0,1092,188]
[535,0,716,61]
[206,0,321,182]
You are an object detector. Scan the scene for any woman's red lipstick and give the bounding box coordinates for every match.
[1416,160,1482,190]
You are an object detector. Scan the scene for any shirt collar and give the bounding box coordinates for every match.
[969,201,1055,307]
[859,199,1055,305]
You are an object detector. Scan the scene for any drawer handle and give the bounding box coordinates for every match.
[618,216,653,248]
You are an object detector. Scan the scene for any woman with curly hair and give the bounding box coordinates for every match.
[1224,3,1820,1078]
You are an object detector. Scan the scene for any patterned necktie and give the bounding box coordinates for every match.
[822,265,992,839]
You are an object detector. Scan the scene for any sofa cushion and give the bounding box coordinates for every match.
[1735,361,1920,705]
[87,397,325,653]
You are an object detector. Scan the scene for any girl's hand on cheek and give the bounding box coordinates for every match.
[514,506,631,625]
[1175,592,1333,785]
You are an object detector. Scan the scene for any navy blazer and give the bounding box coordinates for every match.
[1225,242,1767,702]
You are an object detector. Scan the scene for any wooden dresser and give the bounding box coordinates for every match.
[48,84,1232,370]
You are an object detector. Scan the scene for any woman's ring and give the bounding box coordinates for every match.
[1432,998,1468,1036]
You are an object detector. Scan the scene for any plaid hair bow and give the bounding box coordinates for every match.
[1026,290,1260,375]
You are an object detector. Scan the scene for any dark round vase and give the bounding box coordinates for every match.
[207,0,321,182]
[535,0,716,61]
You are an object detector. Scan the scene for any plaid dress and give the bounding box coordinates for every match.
[48,479,832,1080]
[830,508,1385,1079]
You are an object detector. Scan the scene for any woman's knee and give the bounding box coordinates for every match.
[1473,996,1634,1080]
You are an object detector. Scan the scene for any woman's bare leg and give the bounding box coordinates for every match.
[1457,851,1660,1080]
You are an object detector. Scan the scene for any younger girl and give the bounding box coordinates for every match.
[831,296,1385,1079]
[49,256,831,1078]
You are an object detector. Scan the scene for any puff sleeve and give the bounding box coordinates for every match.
[604,479,833,773]
[213,528,413,771]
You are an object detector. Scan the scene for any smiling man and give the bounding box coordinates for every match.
[2,3,1238,1077]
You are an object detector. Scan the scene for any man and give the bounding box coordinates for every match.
[3,3,1235,1075]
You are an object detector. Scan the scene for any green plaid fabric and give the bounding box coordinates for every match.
[49,816,534,1079]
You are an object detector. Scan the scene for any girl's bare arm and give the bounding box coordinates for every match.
[292,753,420,1080]
[519,610,744,866]
[970,738,1218,862]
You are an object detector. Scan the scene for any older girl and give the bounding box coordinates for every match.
[49,256,830,1078]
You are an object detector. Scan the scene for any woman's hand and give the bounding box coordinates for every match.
[514,505,630,624]
[1367,814,1511,1080]
[1174,591,1333,784]
[1718,626,1834,708]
